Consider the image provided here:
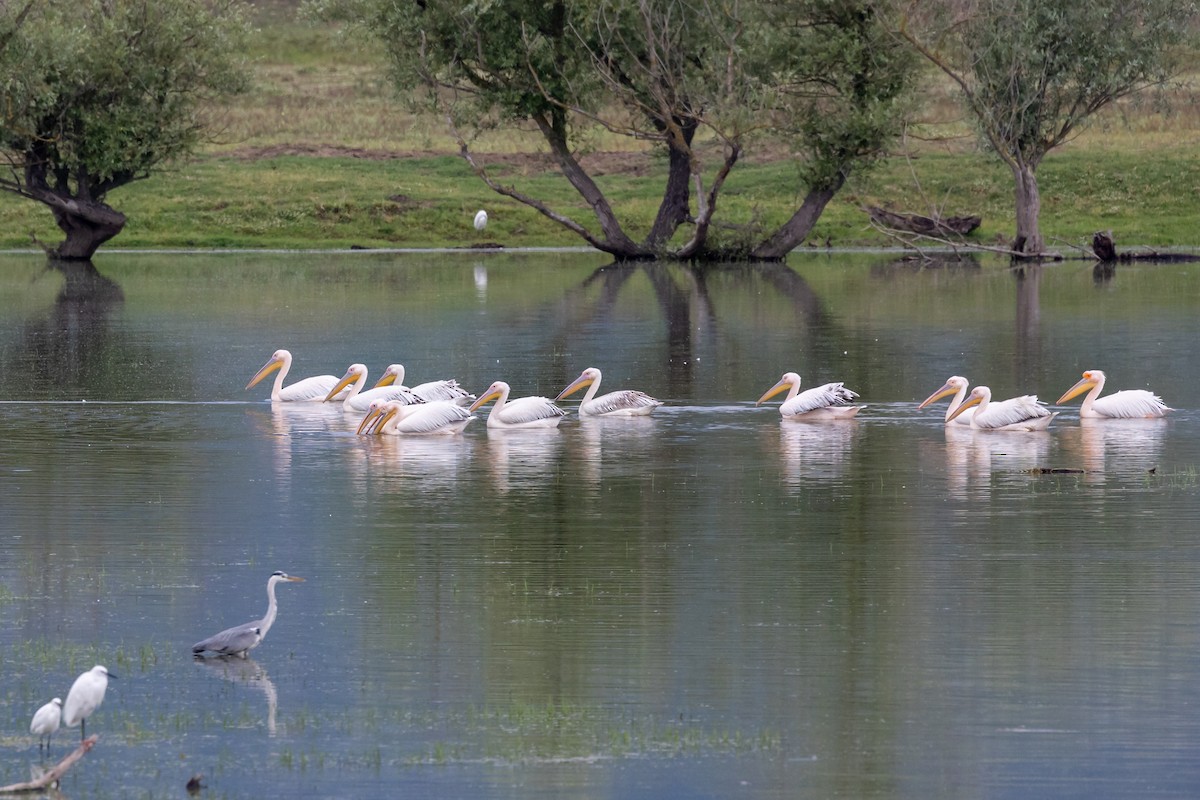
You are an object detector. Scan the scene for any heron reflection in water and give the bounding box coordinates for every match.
[194,655,279,736]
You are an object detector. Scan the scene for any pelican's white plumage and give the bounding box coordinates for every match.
[555,367,662,416]
[947,386,1056,430]
[30,697,62,750]
[246,349,345,402]
[470,381,566,429]
[474,209,488,231]
[324,363,425,412]
[358,399,474,436]
[918,376,976,425]
[756,372,861,420]
[1057,369,1172,419]
[374,364,475,405]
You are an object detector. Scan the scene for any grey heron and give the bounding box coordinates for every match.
[192,571,305,657]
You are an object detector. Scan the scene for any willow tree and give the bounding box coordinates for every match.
[312,0,917,261]
[0,0,251,259]
[899,0,1197,257]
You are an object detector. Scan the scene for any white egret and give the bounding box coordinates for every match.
[323,363,425,412]
[470,381,566,429]
[246,349,344,402]
[756,372,861,420]
[1057,369,1172,418]
[30,697,62,752]
[918,376,977,425]
[373,364,475,404]
[192,571,305,658]
[946,386,1056,430]
[63,666,114,741]
[358,399,475,435]
[474,209,488,231]
[555,367,662,416]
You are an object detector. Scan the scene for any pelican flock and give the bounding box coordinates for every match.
[243,353,1172,438]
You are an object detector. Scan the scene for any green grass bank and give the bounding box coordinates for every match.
[2,9,1197,254]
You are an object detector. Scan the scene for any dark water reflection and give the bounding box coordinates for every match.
[1,251,1200,798]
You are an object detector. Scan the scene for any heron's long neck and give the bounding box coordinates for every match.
[946,385,968,422]
[261,579,280,638]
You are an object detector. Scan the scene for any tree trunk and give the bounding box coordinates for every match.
[750,174,846,261]
[532,114,649,260]
[1011,160,1043,256]
[643,119,697,252]
[48,202,127,260]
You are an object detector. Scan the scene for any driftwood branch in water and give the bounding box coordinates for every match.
[866,206,981,237]
[0,735,98,793]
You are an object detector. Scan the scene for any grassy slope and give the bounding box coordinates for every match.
[1,8,1197,252]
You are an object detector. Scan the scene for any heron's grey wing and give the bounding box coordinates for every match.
[192,622,260,655]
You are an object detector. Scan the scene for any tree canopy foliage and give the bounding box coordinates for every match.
[900,0,1198,256]
[312,0,918,261]
[0,0,252,259]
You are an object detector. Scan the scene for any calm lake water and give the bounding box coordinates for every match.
[2,250,1200,799]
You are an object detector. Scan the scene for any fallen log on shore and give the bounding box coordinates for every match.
[866,206,981,237]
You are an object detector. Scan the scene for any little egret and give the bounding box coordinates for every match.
[29,697,62,752]
[192,571,305,658]
[473,209,488,231]
[63,666,114,740]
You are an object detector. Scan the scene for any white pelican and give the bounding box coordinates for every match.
[357,399,474,436]
[946,386,1056,430]
[324,363,425,412]
[918,376,976,425]
[469,381,566,429]
[555,367,662,416]
[246,349,345,402]
[1056,369,1172,419]
[374,364,475,405]
[756,372,861,420]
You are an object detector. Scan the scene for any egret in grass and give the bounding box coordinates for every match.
[474,209,488,231]
[29,697,62,752]
[63,666,114,740]
[192,571,305,658]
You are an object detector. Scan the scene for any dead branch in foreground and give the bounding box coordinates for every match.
[0,736,98,793]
